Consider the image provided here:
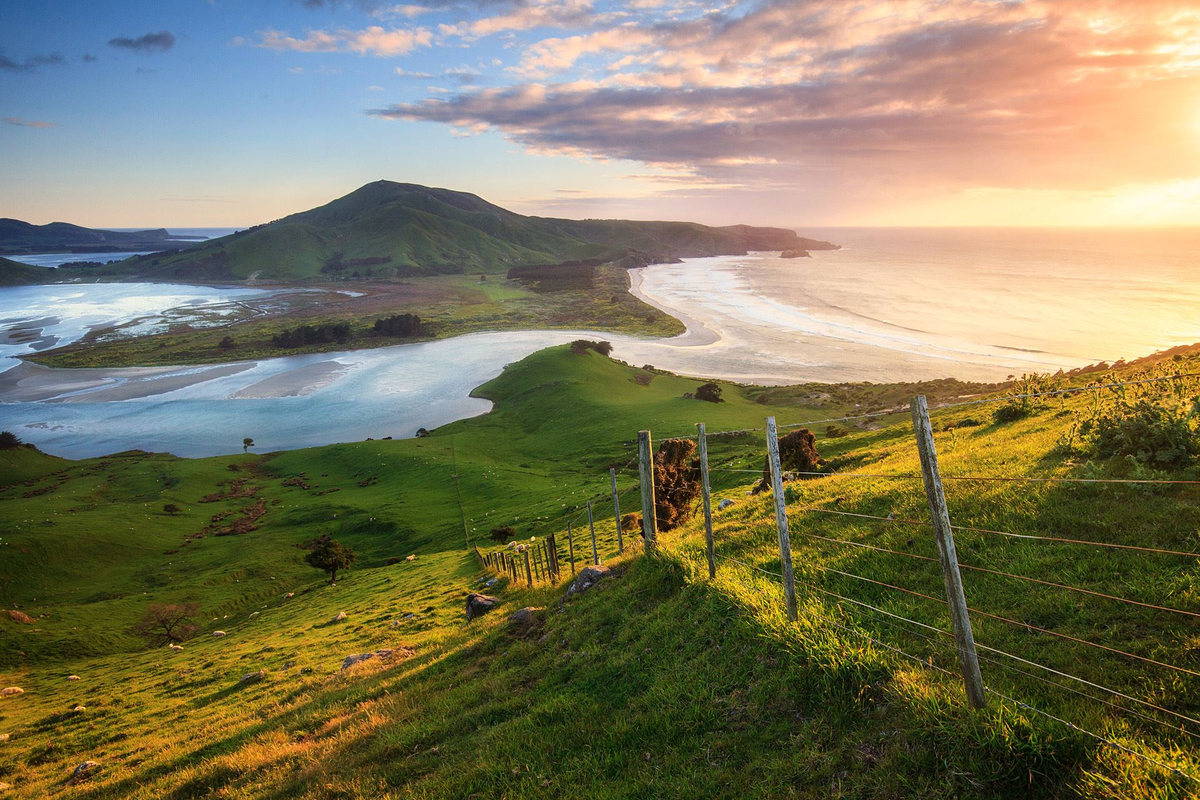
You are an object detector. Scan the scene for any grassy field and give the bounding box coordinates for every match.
[1,345,1198,797]
[30,268,684,369]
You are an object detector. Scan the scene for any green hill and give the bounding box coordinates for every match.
[0,257,56,287]
[61,181,838,282]
[2,346,1196,797]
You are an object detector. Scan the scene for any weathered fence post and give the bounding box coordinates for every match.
[535,545,545,581]
[910,395,987,710]
[765,417,798,621]
[542,541,553,579]
[587,501,599,565]
[610,467,624,554]
[524,549,533,585]
[697,423,716,580]
[548,532,559,578]
[567,519,576,575]
[638,430,657,548]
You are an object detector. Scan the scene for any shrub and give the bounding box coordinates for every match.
[374,314,423,338]
[218,335,235,350]
[696,383,724,403]
[755,429,820,493]
[1084,398,1200,468]
[0,431,21,450]
[489,525,517,543]
[271,323,352,348]
[825,424,850,439]
[653,438,700,531]
[570,339,612,356]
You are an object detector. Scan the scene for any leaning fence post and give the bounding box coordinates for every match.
[524,549,533,585]
[765,417,798,621]
[697,423,716,579]
[910,395,987,710]
[567,519,576,575]
[587,501,599,565]
[610,467,624,554]
[638,430,657,547]
[548,532,559,578]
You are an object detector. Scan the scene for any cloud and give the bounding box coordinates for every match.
[258,25,432,56]
[396,67,433,77]
[2,117,57,128]
[372,0,1200,200]
[108,31,176,54]
[82,53,98,62]
[0,51,67,73]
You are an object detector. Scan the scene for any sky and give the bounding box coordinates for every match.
[2,0,1199,228]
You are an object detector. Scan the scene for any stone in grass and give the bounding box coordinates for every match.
[213,631,227,637]
[718,499,735,511]
[465,594,498,622]
[507,607,544,631]
[1,688,23,697]
[67,675,80,681]
[69,760,99,784]
[239,670,267,685]
[567,566,612,596]
[330,611,348,623]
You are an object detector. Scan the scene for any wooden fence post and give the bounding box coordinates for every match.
[542,541,552,579]
[567,519,576,575]
[911,395,987,710]
[638,430,657,547]
[611,467,624,554]
[534,545,544,582]
[765,417,798,621]
[697,422,716,580]
[524,549,533,585]
[587,501,599,565]
[548,533,559,578]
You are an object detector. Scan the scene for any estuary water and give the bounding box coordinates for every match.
[1,227,1197,457]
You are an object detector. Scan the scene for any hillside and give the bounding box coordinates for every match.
[0,220,191,256]
[2,346,1197,797]
[0,257,55,287]
[60,181,838,282]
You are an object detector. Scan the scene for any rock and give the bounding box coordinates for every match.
[388,620,401,628]
[465,593,498,621]
[485,578,498,587]
[239,670,266,685]
[330,611,348,623]
[0,688,23,697]
[403,612,416,619]
[5,610,34,624]
[718,499,735,511]
[508,607,542,626]
[340,649,394,671]
[780,249,811,259]
[70,760,98,783]
[168,643,184,651]
[405,554,416,562]
[72,705,86,712]
[213,631,227,637]
[285,592,295,599]
[67,675,80,681]
[567,566,612,596]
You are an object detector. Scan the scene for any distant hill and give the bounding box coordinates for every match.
[61,181,839,282]
[0,219,194,256]
[0,256,55,286]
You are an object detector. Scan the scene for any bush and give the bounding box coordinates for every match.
[374,314,423,338]
[489,525,517,543]
[696,383,724,403]
[1084,398,1200,468]
[0,431,21,450]
[653,438,700,531]
[218,336,235,350]
[755,429,820,493]
[271,323,352,348]
[570,339,612,356]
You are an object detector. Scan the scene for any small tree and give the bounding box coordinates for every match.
[218,335,235,350]
[0,431,21,450]
[305,535,356,584]
[489,525,517,543]
[133,601,200,645]
[696,383,724,403]
[163,503,182,516]
[243,437,254,453]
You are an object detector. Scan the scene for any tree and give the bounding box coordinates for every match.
[243,438,254,453]
[696,383,724,403]
[133,601,200,645]
[305,535,356,584]
[163,503,182,516]
[489,525,517,543]
[0,431,21,450]
[218,335,235,350]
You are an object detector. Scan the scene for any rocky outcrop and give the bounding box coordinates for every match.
[69,760,99,784]
[239,670,266,685]
[780,249,811,259]
[465,593,498,621]
[567,566,612,596]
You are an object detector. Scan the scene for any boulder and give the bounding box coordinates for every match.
[508,607,542,626]
[718,499,735,511]
[69,761,98,784]
[330,611,348,623]
[567,566,612,596]
[239,670,266,685]
[1,688,23,697]
[465,593,498,621]
[6,610,34,624]
[212,631,227,637]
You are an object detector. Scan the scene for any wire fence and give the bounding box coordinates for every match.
[472,373,1200,788]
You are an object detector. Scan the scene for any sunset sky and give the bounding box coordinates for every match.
[2,0,1199,228]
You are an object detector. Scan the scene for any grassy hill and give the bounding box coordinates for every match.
[1,346,1198,797]
[0,257,55,287]
[58,181,838,283]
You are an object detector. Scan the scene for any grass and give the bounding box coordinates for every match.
[1,345,1199,797]
[30,268,684,369]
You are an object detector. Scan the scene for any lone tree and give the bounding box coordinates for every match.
[218,335,235,350]
[696,383,724,403]
[0,431,21,449]
[133,601,200,645]
[305,535,356,584]
[163,503,182,516]
[489,525,517,543]
[243,437,254,453]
